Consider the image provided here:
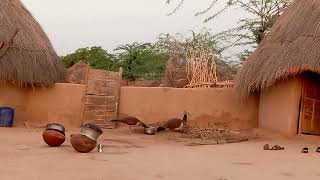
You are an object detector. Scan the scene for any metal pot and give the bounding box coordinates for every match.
[80,123,102,141]
[144,127,156,135]
[46,123,65,135]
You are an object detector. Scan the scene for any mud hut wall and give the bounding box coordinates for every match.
[1,83,258,130]
[25,83,86,128]
[0,84,28,126]
[119,87,259,130]
[259,78,302,135]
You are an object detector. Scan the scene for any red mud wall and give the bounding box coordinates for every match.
[1,83,258,130]
[119,87,259,130]
[25,83,86,128]
[259,78,302,135]
[0,83,85,128]
[0,85,28,126]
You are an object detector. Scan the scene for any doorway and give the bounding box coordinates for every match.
[299,72,320,135]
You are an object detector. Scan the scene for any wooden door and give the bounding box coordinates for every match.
[299,73,320,135]
[82,68,122,129]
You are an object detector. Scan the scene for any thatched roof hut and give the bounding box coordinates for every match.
[0,0,65,86]
[235,0,320,98]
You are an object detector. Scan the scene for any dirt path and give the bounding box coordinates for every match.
[0,127,320,180]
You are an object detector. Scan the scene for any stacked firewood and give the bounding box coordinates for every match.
[185,49,218,88]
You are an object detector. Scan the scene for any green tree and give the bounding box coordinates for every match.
[114,42,168,81]
[155,30,237,80]
[62,46,116,70]
[166,0,292,60]
[155,28,221,57]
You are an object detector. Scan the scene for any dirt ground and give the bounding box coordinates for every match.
[0,127,320,180]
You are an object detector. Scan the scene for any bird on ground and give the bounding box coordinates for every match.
[157,112,191,132]
[111,116,148,134]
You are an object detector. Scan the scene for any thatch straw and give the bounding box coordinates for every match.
[0,0,65,86]
[235,0,320,98]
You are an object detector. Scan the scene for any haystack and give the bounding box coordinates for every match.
[236,0,320,98]
[161,54,189,88]
[0,0,65,86]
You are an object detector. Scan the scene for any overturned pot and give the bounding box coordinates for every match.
[43,130,65,147]
[79,123,103,141]
[70,123,103,153]
[70,134,97,153]
[46,123,65,135]
[42,123,66,147]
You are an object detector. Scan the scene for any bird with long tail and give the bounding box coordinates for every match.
[111,116,148,134]
[157,111,191,132]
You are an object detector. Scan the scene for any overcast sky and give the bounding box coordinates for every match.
[21,0,240,55]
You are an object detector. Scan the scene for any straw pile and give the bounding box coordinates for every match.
[180,124,248,143]
[151,121,248,145]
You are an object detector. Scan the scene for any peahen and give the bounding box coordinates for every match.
[157,112,191,132]
[111,116,148,133]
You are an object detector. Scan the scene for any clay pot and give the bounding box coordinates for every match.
[42,129,66,147]
[70,134,97,153]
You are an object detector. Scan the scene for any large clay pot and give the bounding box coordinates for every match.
[42,129,65,147]
[70,134,97,153]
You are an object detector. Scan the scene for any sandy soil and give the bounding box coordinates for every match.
[0,127,320,180]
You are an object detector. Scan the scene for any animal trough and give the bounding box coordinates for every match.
[144,127,156,135]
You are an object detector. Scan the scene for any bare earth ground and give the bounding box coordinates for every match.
[0,127,320,180]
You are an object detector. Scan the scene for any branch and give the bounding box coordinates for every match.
[195,0,219,16]
[203,4,230,23]
[166,0,185,16]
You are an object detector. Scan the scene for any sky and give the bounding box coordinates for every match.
[21,0,240,56]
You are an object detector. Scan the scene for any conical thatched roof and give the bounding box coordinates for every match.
[0,0,65,86]
[236,0,320,97]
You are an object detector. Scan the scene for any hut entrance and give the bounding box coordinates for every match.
[299,73,320,135]
[82,68,122,129]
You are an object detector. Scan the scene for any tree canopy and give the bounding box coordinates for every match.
[62,44,168,81]
[114,42,168,81]
[166,0,292,60]
[62,30,237,82]
[62,46,116,70]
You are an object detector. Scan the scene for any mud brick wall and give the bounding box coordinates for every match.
[119,87,259,130]
[83,69,121,128]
